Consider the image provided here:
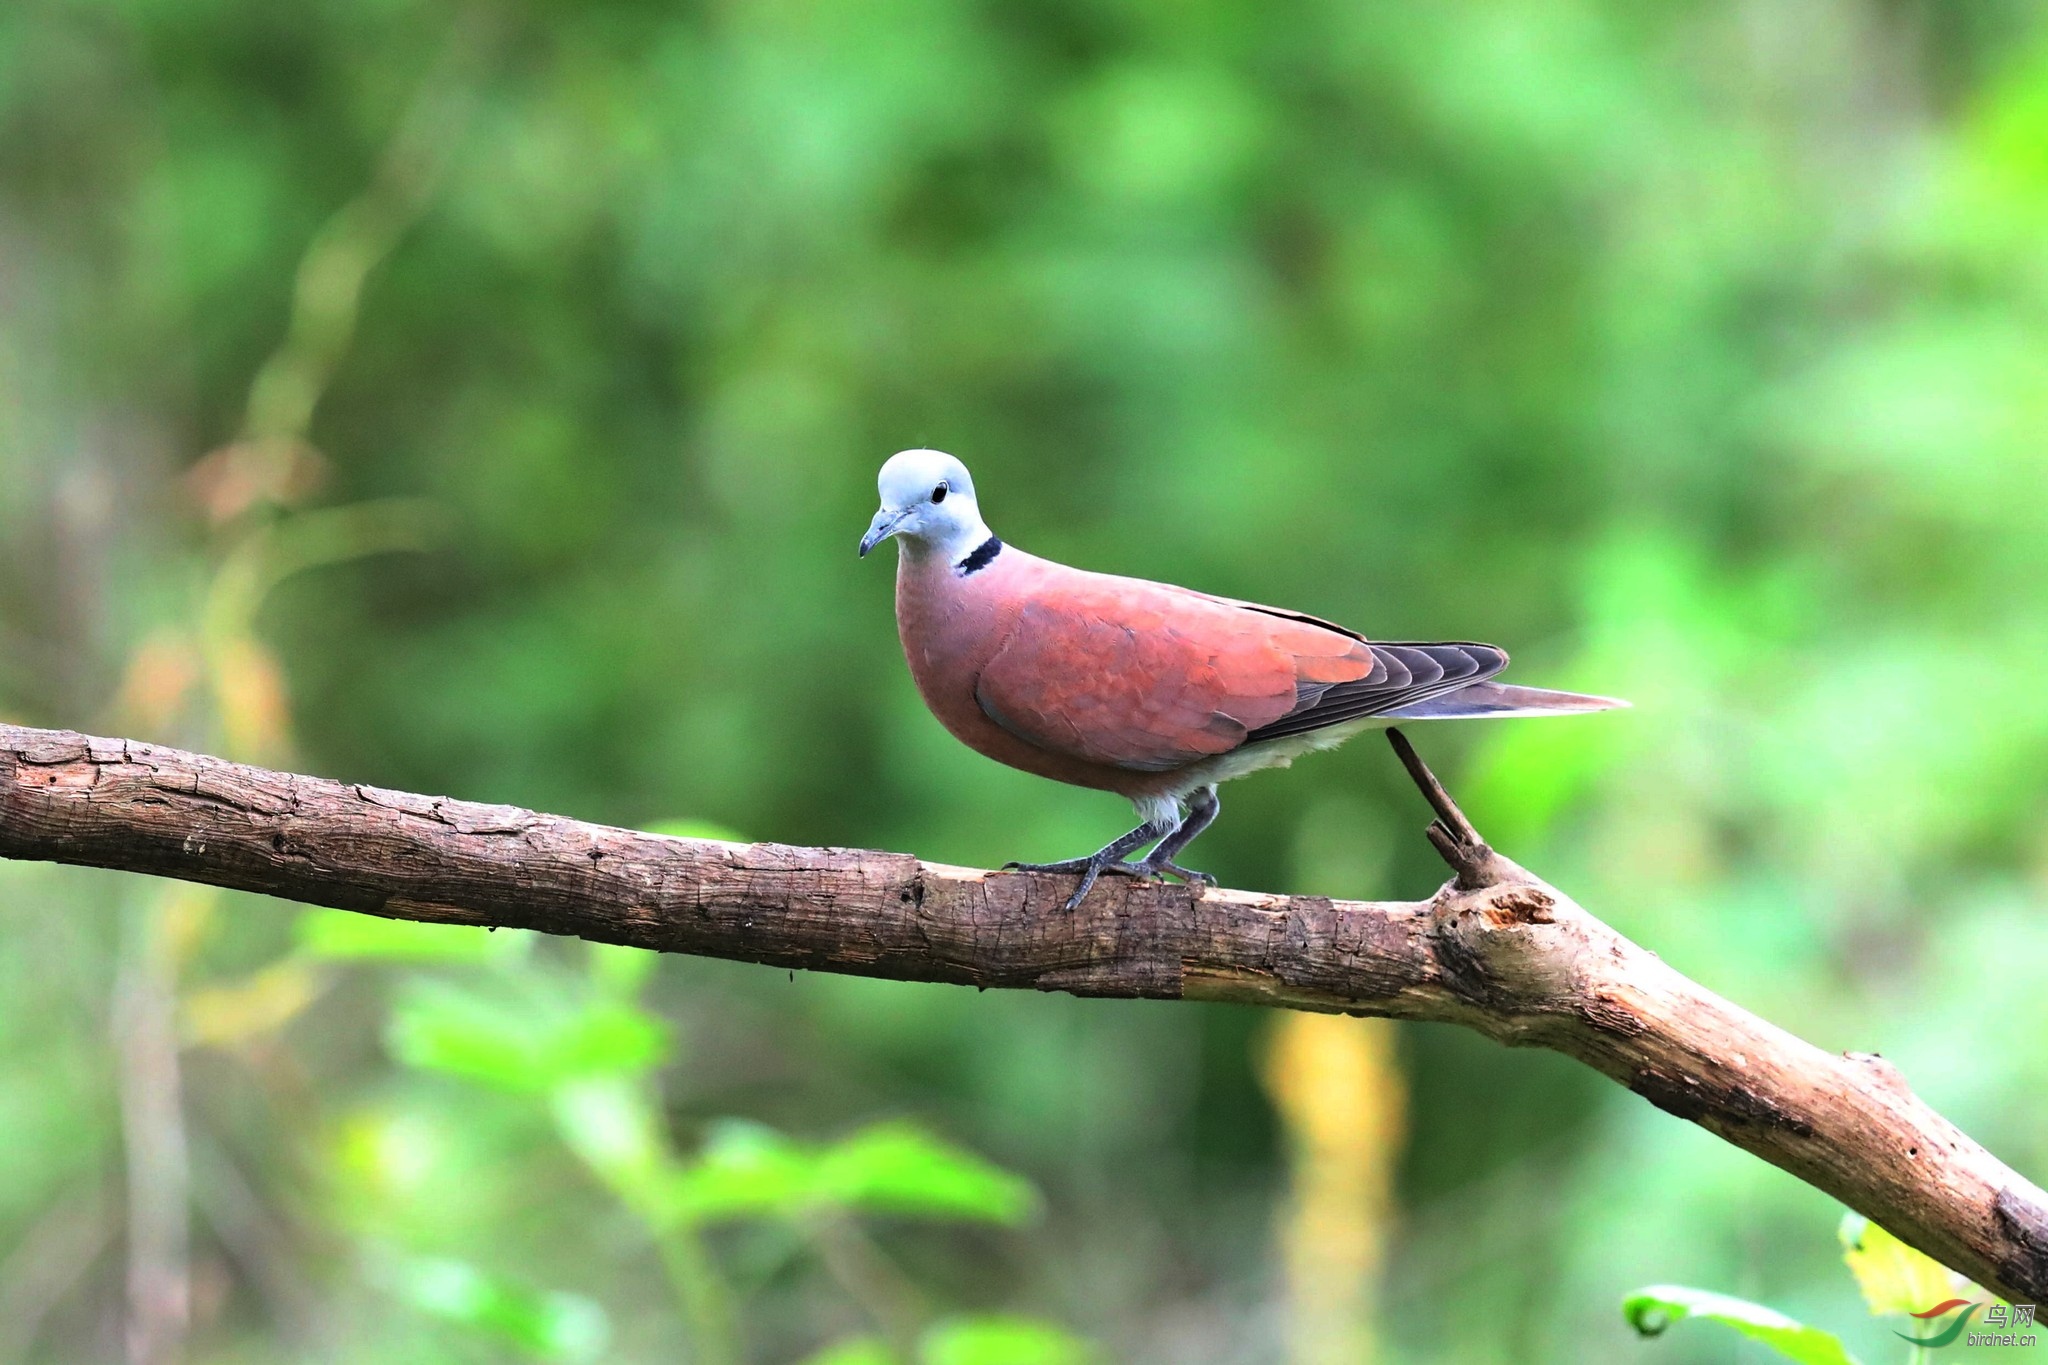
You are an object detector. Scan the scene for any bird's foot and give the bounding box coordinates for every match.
[1003,856,1149,910]
[1001,856,1210,910]
[1134,856,1215,889]
[1003,857,1134,877]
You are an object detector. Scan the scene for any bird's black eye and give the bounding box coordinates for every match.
[931,483,948,504]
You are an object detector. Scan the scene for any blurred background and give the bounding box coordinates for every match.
[2,0,2047,1361]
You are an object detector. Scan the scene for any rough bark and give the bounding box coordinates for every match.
[0,722,2042,1305]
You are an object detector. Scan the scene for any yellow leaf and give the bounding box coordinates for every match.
[1839,1214,1970,1317]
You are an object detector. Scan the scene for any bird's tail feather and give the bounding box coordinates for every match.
[1382,682,1628,720]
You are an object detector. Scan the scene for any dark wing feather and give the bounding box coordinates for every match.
[1243,641,1508,743]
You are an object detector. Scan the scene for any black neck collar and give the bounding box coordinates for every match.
[956,535,1003,576]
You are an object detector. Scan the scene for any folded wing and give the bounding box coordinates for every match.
[971,572,1509,773]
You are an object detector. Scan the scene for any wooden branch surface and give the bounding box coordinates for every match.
[1,723,2042,1305]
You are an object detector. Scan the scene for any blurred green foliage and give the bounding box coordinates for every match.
[1625,1285,1865,1365]
[344,919,1063,1362]
[2,0,2047,1361]
[385,1255,611,1363]
[1621,1212,1984,1364]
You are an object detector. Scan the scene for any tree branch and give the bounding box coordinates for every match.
[0,722,2042,1305]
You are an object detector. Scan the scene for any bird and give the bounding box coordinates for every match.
[859,449,1625,910]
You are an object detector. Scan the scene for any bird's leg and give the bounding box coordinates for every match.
[1003,819,1173,911]
[1131,786,1219,887]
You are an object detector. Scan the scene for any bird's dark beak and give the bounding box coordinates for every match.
[859,508,905,558]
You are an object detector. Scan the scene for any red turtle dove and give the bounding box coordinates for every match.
[860,450,1625,908]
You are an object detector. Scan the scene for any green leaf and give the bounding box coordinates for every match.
[920,1316,1092,1365]
[386,1255,608,1362]
[296,907,527,964]
[1838,1213,1968,1317]
[547,1003,669,1078]
[670,1120,818,1223]
[803,1338,897,1365]
[1622,1286,1862,1365]
[667,1121,1037,1229]
[813,1124,1038,1225]
[388,981,668,1092]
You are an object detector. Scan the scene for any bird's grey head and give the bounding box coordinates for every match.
[859,449,995,564]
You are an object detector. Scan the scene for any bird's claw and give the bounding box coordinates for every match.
[1002,856,1214,910]
[1003,857,1099,875]
[1143,859,1215,888]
